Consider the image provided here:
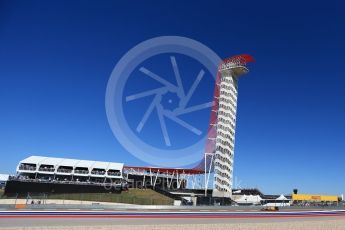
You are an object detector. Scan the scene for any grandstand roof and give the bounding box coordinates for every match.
[18,156,124,170]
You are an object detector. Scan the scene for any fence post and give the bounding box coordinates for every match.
[14,193,18,206]
[26,192,29,205]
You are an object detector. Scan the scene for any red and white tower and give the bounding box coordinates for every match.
[202,54,254,198]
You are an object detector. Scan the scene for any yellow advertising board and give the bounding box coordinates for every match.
[292,194,338,202]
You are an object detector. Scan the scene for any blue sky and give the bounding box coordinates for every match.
[0,0,344,195]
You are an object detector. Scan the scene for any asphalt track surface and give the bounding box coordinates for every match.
[1,210,345,227]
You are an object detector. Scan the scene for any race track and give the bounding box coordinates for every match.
[1,209,345,227]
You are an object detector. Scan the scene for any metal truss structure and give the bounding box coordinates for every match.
[123,166,204,190]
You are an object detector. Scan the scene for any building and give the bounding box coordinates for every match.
[5,156,124,194]
[202,54,254,198]
[292,194,339,203]
[16,156,123,181]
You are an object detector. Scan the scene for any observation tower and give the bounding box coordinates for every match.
[201,54,254,198]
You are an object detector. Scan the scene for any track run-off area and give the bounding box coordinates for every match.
[1,209,345,218]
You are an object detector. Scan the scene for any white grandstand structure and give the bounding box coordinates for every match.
[9,156,194,194]
[16,156,123,183]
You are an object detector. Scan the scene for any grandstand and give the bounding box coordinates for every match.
[5,156,192,195]
[5,156,125,194]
